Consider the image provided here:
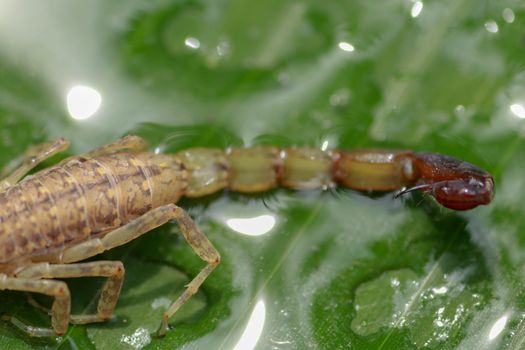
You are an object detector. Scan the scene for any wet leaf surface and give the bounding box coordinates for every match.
[0,0,524,349]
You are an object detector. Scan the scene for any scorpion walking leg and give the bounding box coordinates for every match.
[58,204,220,337]
[81,135,148,158]
[156,206,220,336]
[0,274,70,336]
[58,135,148,165]
[0,138,70,191]
[16,261,125,324]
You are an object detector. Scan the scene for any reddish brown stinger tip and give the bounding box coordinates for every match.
[396,153,495,211]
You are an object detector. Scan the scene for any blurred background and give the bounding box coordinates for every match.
[0,0,524,349]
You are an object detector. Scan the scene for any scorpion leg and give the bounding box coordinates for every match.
[81,135,148,158]
[156,206,220,337]
[16,261,124,325]
[57,135,148,165]
[0,274,70,336]
[0,138,70,191]
[58,203,220,337]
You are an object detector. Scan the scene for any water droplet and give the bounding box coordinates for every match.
[151,297,171,310]
[351,269,419,336]
[120,327,151,350]
[410,1,423,18]
[329,88,351,108]
[432,286,448,295]
[502,8,515,23]
[338,41,355,52]
[484,20,499,33]
[454,104,466,117]
[510,103,525,119]
[279,309,290,317]
[184,37,201,49]
[216,40,230,57]
[390,278,400,287]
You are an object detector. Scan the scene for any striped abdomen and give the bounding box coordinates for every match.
[0,153,186,263]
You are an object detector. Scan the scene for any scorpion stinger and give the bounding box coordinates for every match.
[394,184,432,199]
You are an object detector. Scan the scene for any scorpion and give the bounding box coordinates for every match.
[0,135,494,337]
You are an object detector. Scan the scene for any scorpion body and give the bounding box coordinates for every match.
[0,136,494,337]
[0,152,184,268]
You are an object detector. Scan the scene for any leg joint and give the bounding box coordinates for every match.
[53,281,70,299]
[113,261,125,278]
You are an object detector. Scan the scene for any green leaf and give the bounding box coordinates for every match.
[0,0,524,349]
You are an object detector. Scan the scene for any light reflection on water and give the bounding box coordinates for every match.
[184,36,201,50]
[484,20,499,34]
[431,286,448,295]
[488,313,509,341]
[337,41,354,52]
[410,1,423,18]
[120,327,151,350]
[510,104,525,119]
[209,198,279,237]
[226,215,277,236]
[502,8,515,24]
[66,85,102,120]
[232,299,266,350]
